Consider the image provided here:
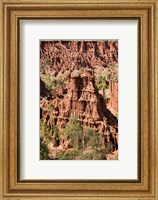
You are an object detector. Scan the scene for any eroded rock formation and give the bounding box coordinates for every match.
[40,40,118,78]
[40,69,118,134]
[40,40,118,160]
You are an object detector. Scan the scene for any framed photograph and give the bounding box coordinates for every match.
[0,0,158,199]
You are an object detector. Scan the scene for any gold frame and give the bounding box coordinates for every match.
[0,0,158,199]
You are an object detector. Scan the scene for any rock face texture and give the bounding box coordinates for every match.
[40,69,118,135]
[40,40,118,78]
[108,80,118,113]
[41,70,112,133]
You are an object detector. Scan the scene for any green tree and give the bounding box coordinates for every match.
[82,128,105,160]
[58,149,81,160]
[40,119,50,138]
[84,127,103,149]
[40,137,50,160]
[51,126,60,147]
[61,116,84,150]
[96,75,108,97]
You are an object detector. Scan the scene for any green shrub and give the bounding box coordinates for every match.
[80,150,99,160]
[40,137,50,160]
[47,104,54,111]
[40,73,64,92]
[51,126,60,147]
[58,149,81,160]
[45,58,50,65]
[84,128,103,149]
[96,75,108,98]
[40,73,53,91]
[60,116,84,150]
[40,119,50,138]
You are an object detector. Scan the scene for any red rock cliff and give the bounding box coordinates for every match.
[108,80,118,113]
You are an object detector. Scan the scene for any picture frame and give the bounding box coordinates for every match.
[0,0,158,199]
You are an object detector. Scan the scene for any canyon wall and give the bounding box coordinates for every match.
[108,80,118,113]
